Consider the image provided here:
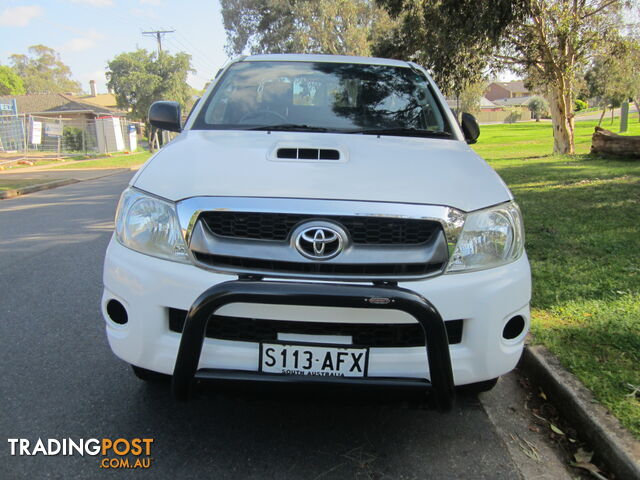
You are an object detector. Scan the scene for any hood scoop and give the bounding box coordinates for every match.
[269,144,346,162]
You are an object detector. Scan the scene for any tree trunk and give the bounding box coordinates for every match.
[598,107,606,127]
[591,127,640,158]
[548,86,575,155]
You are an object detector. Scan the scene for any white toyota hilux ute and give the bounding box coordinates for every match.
[102,54,531,410]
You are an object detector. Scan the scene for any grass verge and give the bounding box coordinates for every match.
[472,117,640,437]
[0,178,65,192]
[51,151,152,170]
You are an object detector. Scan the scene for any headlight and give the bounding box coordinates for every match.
[115,187,189,263]
[446,201,524,273]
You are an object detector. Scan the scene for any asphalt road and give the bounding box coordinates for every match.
[0,172,523,479]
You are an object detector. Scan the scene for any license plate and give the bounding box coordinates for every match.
[260,343,368,378]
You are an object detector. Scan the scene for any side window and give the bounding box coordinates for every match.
[185,97,200,123]
[419,86,445,131]
[205,83,234,124]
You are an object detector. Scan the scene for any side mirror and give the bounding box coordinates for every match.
[461,112,480,144]
[149,101,182,132]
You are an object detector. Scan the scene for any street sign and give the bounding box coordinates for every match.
[31,121,42,145]
[45,122,63,137]
[0,99,18,114]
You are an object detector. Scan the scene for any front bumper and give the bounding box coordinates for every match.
[174,280,455,410]
[102,238,531,391]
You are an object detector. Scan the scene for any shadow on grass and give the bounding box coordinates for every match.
[495,158,640,309]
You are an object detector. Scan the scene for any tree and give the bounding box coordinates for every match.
[457,80,487,118]
[376,1,637,154]
[9,45,81,94]
[528,96,549,121]
[106,49,194,122]
[374,1,528,99]
[585,39,640,124]
[220,0,393,56]
[0,66,25,95]
[500,1,631,154]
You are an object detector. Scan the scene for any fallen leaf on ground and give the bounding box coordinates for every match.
[550,424,564,435]
[574,448,593,463]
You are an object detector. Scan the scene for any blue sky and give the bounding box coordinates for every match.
[0,0,230,93]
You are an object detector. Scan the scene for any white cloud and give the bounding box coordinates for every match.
[0,5,44,27]
[69,0,114,7]
[61,30,106,52]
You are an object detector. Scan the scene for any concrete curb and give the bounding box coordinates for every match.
[520,345,640,480]
[0,168,137,200]
[0,179,79,200]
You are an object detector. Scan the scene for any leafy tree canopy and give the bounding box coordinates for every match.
[501,0,632,153]
[0,65,25,95]
[374,0,529,96]
[106,49,194,122]
[585,38,640,108]
[376,0,637,154]
[10,45,81,94]
[220,0,394,56]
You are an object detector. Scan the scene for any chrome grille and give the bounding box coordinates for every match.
[200,212,440,245]
[176,197,465,281]
[193,252,445,277]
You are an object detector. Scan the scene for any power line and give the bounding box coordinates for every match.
[163,36,217,78]
[142,29,175,54]
[173,29,220,69]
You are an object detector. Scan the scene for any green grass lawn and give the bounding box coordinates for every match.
[472,117,640,437]
[51,151,152,170]
[0,178,65,192]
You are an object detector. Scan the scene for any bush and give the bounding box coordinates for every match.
[528,96,549,121]
[62,126,84,152]
[575,99,588,111]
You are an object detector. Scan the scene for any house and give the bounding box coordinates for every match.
[492,95,536,107]
[445,96,500,112]
[485,81,530,102]
[444,96,526,123]
[0,84,130,154]
[0,92,125,121]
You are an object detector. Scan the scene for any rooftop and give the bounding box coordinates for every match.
[493,95,536,106]
[0,93,125,116]
[493,80,528,92]
[242,53,411,67]
[69,93,118,109]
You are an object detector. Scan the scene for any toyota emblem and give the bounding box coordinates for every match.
[294,224,345,260]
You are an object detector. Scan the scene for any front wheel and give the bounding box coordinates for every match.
[456,378,499,395]
[131,365,170,383]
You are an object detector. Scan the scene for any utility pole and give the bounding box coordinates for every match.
[142,29,175,55]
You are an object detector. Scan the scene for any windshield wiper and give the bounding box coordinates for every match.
[348,128,452,138]
[247,124,330,132]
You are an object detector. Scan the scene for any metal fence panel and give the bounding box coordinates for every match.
[0,114,137,166]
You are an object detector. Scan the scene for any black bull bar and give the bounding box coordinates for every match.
[172,280,456,411]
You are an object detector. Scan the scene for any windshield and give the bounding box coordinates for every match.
[192,61,452,137]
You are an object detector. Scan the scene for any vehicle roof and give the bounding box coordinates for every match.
[241,53,411,67]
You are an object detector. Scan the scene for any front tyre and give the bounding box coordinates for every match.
[131,365,170,383]
[457,378,499,395]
